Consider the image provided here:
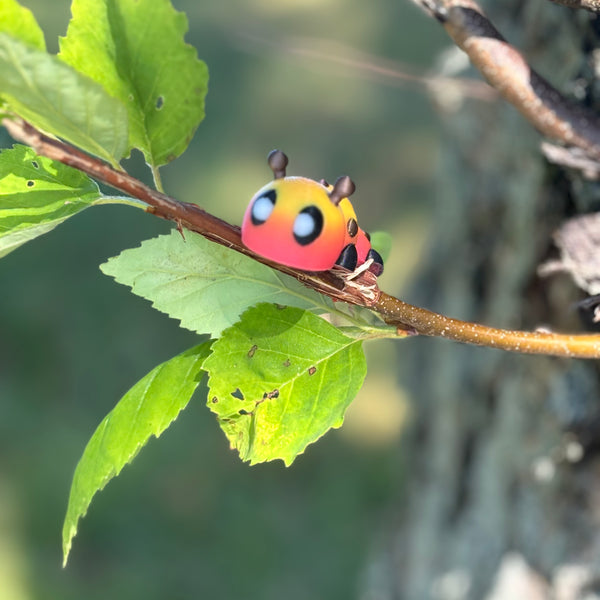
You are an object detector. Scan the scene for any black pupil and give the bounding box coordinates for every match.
[251,190,276,225]
[294,205,324,246]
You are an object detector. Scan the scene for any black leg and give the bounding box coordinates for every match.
[366,248,384,276]
[336,244,358,271]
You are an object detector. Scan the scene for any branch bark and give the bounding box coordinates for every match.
[413,0,600,166]
[5,117,600,359]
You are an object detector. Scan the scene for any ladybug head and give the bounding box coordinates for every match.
[241,151,355,271]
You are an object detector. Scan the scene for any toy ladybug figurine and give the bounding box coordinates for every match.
[241,150,384,277]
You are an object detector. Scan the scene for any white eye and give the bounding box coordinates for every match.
[293,213,315,237]
[251,191,276,225]
[293,206,323,245]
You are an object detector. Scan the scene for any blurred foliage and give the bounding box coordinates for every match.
[0,0,446,598]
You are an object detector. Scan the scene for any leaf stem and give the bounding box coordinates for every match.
[5,117,600,359]
[151,165,164,193]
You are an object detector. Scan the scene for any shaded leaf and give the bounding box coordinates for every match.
[0,33,128,163]
[369,230,392,263]
[100,230,334,338]
[0,145,100,258]
[203,304,366,465]
[62,341,211,565]
[0,0,45,50]
[59,0,208,167]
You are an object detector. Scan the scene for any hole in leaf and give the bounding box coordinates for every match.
[156,96,164,110]
[26,180,34,187]
[262,389,280,400]
[248,344,258,358]
[231,388,245,400]
[211,396,218,403]
[239,409,252,416]
[31,161,39,169]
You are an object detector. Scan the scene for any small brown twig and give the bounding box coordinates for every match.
[5,117,600,359]
[413,0,600,163]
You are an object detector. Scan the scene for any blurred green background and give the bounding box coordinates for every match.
[0,1,448,598]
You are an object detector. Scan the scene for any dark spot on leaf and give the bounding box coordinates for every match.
[262,389,280,400]
[231,388,244,400]
[26,180,34,187]
[248,344,258,358]
[239,409,252,416]
[275,304,286,310]
[211,396,218,403]
[31,161,39,169]
[308,366,317,376]
[156,96,164,110]
[283,359,291,367]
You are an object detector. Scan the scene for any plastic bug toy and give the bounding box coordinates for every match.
[241,150,384,277]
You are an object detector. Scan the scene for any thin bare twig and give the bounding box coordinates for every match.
[5,117,600,359]
[234,31,497,102]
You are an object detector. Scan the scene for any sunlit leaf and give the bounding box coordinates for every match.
[0,0,45,50]
[203,304,366,465]
[0,34,128,163]
[100,230,334,338]
[62,342,211,566]
[0,145,100,258]
[59,0,208,167]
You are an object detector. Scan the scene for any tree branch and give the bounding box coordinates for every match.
[545,0,600,11]
[413,0,600,164]
[5,117,600,359]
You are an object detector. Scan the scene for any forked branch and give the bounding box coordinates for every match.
[5,117,600,359]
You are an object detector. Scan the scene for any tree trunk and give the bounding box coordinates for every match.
[363,4,600,599]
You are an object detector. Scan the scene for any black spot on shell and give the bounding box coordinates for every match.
[347,218,358,237]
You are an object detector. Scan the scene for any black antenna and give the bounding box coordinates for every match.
[267,150,288,179]
[329,175,355,205]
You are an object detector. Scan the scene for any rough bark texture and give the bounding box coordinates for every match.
[362,3,600,599]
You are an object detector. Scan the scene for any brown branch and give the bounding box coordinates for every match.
[5,117,600,359]
[376,293,600,359]
[414,0,600,162]
[545,0,600,11]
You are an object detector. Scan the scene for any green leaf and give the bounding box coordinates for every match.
[203,304,367,465]
[0,145,100,258]
[0,0,45,50]
[0,33,128,163]
[369,230,392,263]
[59,0,208,167]
[62,342,211,566]
[100,230,334,338]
